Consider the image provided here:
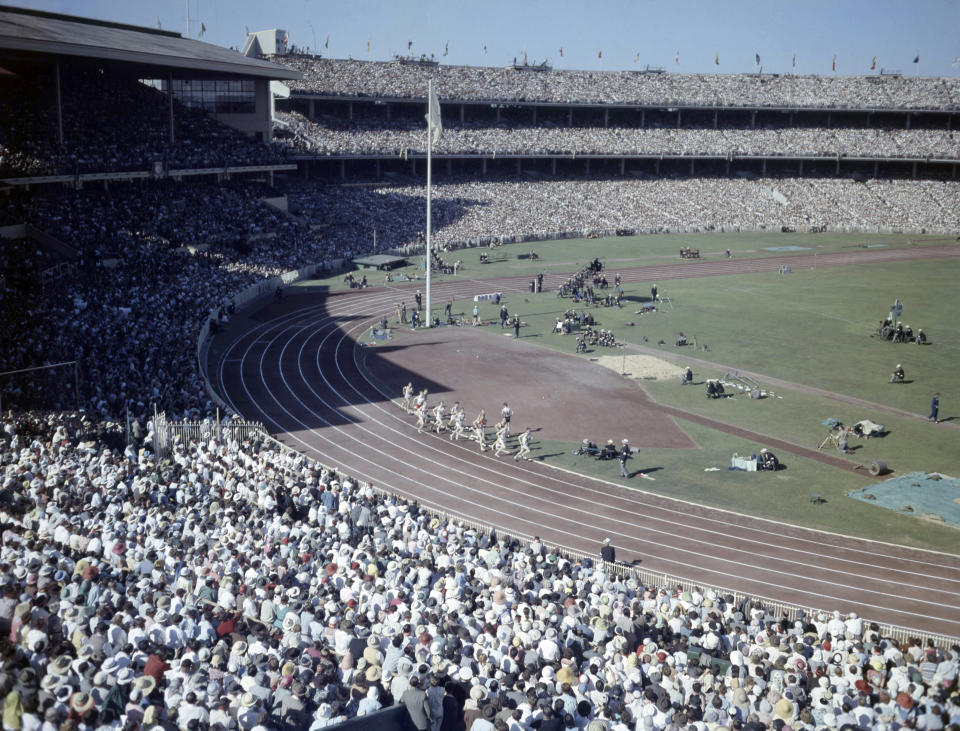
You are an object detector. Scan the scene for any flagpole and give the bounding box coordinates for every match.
[425,79,433,328]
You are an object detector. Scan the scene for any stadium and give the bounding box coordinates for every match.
[1,4,959,729]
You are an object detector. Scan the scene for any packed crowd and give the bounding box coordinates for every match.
[0,69,286,178]
[275,111,960,160]
[3,173,958,419]
[274,56,960,110]
[0,410,957,731]
[287,177,960,252]
[0,181,350,420]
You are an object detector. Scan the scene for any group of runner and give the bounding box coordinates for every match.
[400,382,533,461]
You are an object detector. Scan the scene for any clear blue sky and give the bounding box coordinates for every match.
[12,0,960,77]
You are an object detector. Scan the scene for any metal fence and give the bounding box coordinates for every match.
[152,411,269,461]
[152,416,959,649]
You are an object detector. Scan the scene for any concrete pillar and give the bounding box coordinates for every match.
[496,107,500,123]
[168,71,175,144]
[348,102,353,121]
[836,158,840,174]
[762,158,767,176]
[460,104,464,123]
[905,113,911,130]
[874,161,879,177]
[552,158,556,175]
[620,158,625,175]
[268,170,274,187]
[55,63,64,145]
[641,109,645,127]
[482,158,487,175]
[677,109,681,128]
[726,159,730,176]
[412,158,416,175]
[340,159,346,179]
[713,110,718,130]
[690,159,695,175]
[604,108,609,127]
[751,110,756,129]
[798,160,804,176]
[568,107,573,126]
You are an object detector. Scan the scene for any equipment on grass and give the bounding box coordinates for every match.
[721,371,763,399]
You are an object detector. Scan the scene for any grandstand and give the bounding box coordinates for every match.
[272,56,960,183]
[1,9,960,728]
[0,5,299,184]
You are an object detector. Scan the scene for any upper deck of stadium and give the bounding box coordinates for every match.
[273,56,960,112]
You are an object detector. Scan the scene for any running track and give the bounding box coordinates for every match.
[212,245,960,637]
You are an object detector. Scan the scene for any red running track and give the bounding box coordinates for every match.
[211,246,960,637]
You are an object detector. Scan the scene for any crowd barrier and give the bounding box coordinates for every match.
[152,415,960,650]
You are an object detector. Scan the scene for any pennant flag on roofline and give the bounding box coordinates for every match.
[483,44,487,55]
[444,41,449,56]
[913,54,919,63]
[870,56,876,70]
[635,53,640,64]
[559,47,563,57]
[325,35,330,49]
[792,53,796,68]
[675,50,679,65]
[832,54,837,71]
[598,50,602,59]
[156,16,161,29]
[200,22,206,37]
[715,51,719,65]
[408,40,412,50]
[755,52,760,65]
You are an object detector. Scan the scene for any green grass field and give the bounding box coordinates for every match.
[310,232,960,551]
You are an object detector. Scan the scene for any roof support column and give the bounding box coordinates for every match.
[168,72,175,144]
[54,62,64,146]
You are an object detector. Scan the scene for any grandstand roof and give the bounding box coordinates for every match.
[0,5,300,80]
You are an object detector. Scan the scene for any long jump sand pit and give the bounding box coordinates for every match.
[361,326,696,449]
[593,353,686,381]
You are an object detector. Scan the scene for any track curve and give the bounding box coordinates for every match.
[212,245,960,636]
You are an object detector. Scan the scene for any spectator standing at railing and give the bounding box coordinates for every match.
[600,538,616,566]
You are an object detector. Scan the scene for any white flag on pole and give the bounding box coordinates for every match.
[426,85,442,145]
